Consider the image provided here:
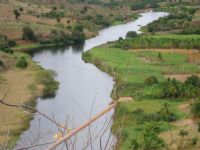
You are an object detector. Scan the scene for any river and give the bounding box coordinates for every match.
[15,12,168,150]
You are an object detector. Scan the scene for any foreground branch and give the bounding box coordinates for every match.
[0,99,64,129]
[47,102,117,150]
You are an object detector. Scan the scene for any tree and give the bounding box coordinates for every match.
[22,27,37,41]
[13,9,20,20]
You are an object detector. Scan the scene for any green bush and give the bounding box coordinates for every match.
[16,56,28,69]
[191,100,200,117]
[185,75,200,87]
[126,31,137,38]
[71,24,86,43]
[1,48,14,54]
[7,40,16,47]
[22,27,37,41]
[144,76,158,86]
[162,78,183,98]
[0,60,4,67]
[115,35,200,50]
[36,70,59,97]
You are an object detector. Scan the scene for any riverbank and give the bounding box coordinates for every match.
[0,11,141,150]
[82,44,200,149]
[0,51,58,148]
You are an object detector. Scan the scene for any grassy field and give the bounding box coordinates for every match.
[83,46,200,150]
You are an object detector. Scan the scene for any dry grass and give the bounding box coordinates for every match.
[0,52,43,147]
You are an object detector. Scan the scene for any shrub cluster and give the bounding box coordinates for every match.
[130,0,163,11]
[39,24,86,45]
[42,10,64,19]
[146,6,197,32]
[22,27,38,41]
[144,75,200,99]
[115,35,200,50]
[0,34,15,54]
[36,70,59,97]
[126,31,137,38]
[16,56,28,69]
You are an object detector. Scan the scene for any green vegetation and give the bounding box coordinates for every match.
[83,44,200,149]
[13,9,20,20]
[0,35,15,54]
[144,76,158,86]
[146,2,200,34]
[126,31,137,38]
[130,0,164,11]
[22,27,37,41]
[16,56,28,69]
[191,100,200,117]
[36,69,59,97]
[114,34,200,50]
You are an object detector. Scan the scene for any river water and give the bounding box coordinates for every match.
[15,12,167,150]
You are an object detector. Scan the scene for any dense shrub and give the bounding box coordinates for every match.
[93,14,111,27]
[1,48,14,54]
[146,10,194,32]
[185,75,200,87]
[22,27,37,41]
[0,60,4,67]
[7,40,16,47]
[36,70,59,97]
[114,35,200,50]
[71,24,86,43]
[161,78,183,98]
[143,123,165,150]
[131,0,163,10]
[16,56,28,69]
[144,76,158,86]
[191,100,200,117]
[143,75,200,99]
[126,31,137,38]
